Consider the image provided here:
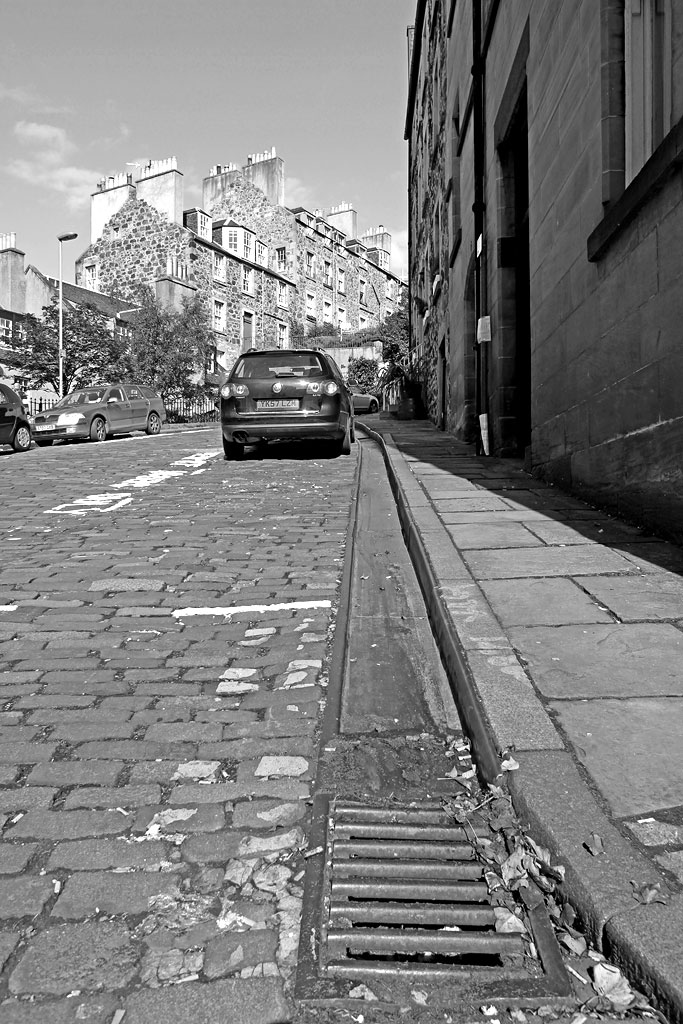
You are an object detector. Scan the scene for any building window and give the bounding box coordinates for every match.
[359,278,367,304]
[277,281,289,308]
[198,212,212,240]
[360,315,368,330]
[324,260,332,288]
[306,292,316,319]
[206,345,219,374]
[305,250,315,277]
[226,229,239,252]
[625,0,673,183]
[385,278,393,300]
[256,241,268,267]
[213,300,226,332]
[277,322,288,347]
[241,310,254,350]
[337,266,345,293]
[0,317,12,341]
[213,253,226,281]
[338,306,347,329]
[242,267,254,294]
[276,246,287,271]
[243,231,255,261]
[83,264,98,290]
[323,300,332,323]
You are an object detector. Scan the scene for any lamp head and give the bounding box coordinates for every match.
[57,232,78,242]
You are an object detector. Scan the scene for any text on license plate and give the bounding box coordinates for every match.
[35,424,57,432]
[256,400,299,410]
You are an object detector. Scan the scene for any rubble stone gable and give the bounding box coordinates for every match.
[76,198,190,303]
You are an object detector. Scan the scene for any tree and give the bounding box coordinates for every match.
[377,289,409,366]
[7,297,127,395]
[347,355,380,392]
[127,289,213,401]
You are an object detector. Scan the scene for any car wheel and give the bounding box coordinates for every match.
[146,411,162,435]
[90,416,107,442]
[34,439,53,448]
[222,437,244,461]
[12,425,32,452]
[369,399,379,414]
[329,426,352,458]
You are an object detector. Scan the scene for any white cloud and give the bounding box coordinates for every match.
[285,175,317,210]
[8,121,100,210]
[0,81,71,115]
[14,120,75,160]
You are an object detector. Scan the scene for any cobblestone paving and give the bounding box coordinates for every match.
[0,428,356,1023]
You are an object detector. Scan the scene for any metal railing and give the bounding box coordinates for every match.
[24,395,219,424]
[164,397,219,423]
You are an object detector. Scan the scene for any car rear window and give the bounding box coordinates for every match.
[232,353,326,379]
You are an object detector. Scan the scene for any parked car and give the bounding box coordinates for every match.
[220,348,354,459]
[0,382,32,453]
[349,384,380,414]
[31,383,166,446]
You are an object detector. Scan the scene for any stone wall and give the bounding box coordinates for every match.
[408,0,683,540]
[77,198,190,303]
[206,174,402,339]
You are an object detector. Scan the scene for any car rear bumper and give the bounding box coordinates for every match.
[221,411,349,444]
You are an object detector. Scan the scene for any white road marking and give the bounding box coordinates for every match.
[173,600,332,619]
[0,605,18,612]
[45,493,134,516]
[44,450,221,515]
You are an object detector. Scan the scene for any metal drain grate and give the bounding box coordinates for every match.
[297,796,572,1006]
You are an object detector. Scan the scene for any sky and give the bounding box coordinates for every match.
[1,0,416,286]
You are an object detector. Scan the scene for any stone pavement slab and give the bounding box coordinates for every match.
[550,697,683,815]
[363,417,683,1022]
[509,622,683,697]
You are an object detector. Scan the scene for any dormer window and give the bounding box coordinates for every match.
[197,212,212,240]
[243,230,255,262]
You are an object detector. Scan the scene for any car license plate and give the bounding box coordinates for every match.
[256,400,299,410]
[35,424,56,432]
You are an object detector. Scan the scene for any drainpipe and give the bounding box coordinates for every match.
[472,0,489,454]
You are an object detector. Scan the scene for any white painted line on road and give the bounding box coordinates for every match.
[44,493,134,516]
[112,469,185,490]
[173,600,332,619]
[0,605,18,612]
[171,452,219,468]
[43,450,221,515]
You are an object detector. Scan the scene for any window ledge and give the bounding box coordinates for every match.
[588,115,683,262]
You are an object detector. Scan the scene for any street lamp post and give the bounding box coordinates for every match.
[57,232,78,398]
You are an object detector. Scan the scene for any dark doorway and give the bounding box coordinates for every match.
[438,338,448,430]
[497,84,531,456]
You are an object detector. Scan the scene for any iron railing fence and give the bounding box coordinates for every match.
[164,397,219,423]
[24,395,219,424]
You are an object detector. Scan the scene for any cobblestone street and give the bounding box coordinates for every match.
[0,427,356,1023]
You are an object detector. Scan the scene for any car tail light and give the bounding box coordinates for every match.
[322,381,339,396]
[306,382,321,394]
[221,383,250,398]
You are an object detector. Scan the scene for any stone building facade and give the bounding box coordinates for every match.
[75,152,404,376]
[407,0,683,542]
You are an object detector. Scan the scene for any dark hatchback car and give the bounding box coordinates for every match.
[220,348,354,459]
[32,384,166,446]
[0,382,32,453]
